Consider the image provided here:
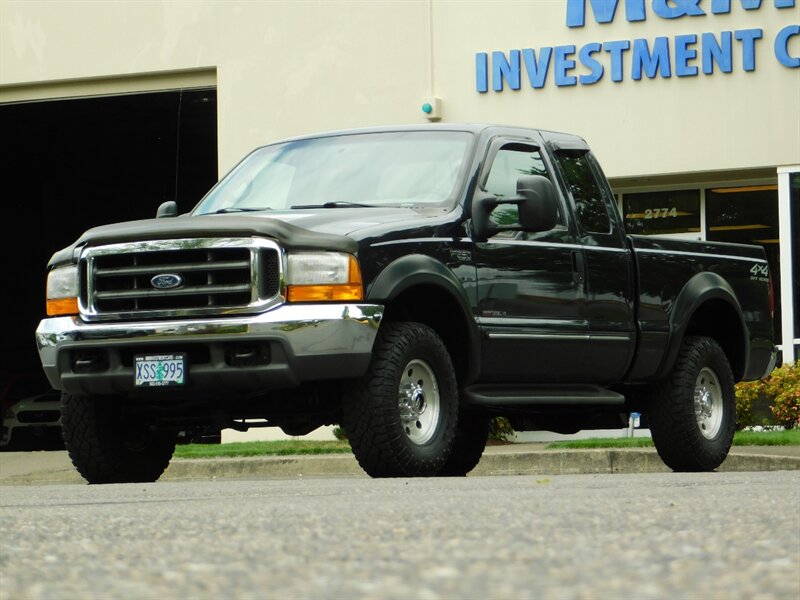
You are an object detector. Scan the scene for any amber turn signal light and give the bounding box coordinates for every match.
[46,297,79,316]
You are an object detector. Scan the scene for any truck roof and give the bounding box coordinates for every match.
[262,123,588,147]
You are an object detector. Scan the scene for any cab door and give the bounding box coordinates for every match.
[472,136,588,383]
[548,137,636,383]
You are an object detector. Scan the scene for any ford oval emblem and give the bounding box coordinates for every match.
[150,273,184,290]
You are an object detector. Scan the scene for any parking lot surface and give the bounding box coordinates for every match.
[2,471,798,599]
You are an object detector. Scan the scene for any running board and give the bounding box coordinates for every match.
[463,384,625,406]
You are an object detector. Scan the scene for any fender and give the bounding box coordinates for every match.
[658,271,748,380]
[367,254,481,380]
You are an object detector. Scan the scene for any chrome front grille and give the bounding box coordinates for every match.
[80,238,282,321]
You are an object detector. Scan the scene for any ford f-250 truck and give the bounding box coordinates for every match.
[36,124,775,483]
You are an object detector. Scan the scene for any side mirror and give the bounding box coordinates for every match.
[516,175,559,232]
[156,200,178,218]
[471,175,559,241]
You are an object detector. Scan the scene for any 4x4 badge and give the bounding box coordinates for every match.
[150,274,183,289]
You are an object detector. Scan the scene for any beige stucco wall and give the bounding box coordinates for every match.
[1,0,798,179]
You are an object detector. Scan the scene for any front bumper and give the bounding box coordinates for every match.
[36,303,383,396]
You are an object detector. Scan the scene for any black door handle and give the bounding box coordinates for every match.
[572,250,585,284]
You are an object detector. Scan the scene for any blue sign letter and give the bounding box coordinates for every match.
[711,0,795,14]
[702,31,733,73]
[554,45,578,86]
[579,43,605,84]
[735,29,763,71]
[604,40,631,81]
[675,34,699,76]
[566,0,646,27]
[476,53,489,92]
[522,47,553,88]
[632,37,672,79]
[652,0,705,18]
[492,50,521,91]
[774,25,800,67]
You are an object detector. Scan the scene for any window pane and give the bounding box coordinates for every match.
[485,145,547,199]
[707,185,780,343]
[194,131,472,213]
[484,144,560,236]
[557,151,611,234]
[623,190,701,235]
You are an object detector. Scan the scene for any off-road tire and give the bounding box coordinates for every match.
[60,394,177,484]
[439,412,489,476]
[342,322,458,477]
[648,336,736,472]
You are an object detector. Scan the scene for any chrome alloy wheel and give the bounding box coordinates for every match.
[694,367,724,439]
[398,359,441,445]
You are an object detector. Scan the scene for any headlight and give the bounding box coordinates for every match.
[46,265,79,316]
[286,252,363,302]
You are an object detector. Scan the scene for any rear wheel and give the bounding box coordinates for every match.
[61,394,177,484]
[342,322,458,477]
[648,336,735,472]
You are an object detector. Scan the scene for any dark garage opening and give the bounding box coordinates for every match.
[0,88,218,429]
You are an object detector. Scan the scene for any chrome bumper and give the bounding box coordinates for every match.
[36,304,383,396]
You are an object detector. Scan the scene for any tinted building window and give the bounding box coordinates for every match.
[707,185,780,342]
[623,190,701,235]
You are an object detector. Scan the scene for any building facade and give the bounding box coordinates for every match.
[1,0,798,364]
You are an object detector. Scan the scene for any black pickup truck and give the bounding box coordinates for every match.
[36,124,775,483]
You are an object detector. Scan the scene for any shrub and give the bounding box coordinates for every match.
[734,378,761,430]
[488,416,515,441]
[734,361,800,430]
[766,361,800,429]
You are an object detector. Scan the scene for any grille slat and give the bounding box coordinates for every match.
[81,238,282,320]
[95,260,250,277]
[95,284,252,300]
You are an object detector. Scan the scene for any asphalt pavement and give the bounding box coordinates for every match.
[2,472,799,599]
[1,443,798,485]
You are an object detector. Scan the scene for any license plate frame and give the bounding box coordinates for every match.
[134,353,187,387]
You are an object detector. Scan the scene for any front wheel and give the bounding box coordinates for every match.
[648,336,736,472]
[342,322,458,477]
[438,412,489,476]
[61,394,177,484]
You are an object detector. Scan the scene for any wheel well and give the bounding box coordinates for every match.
[683,299,745,380]
[382,284,473,386]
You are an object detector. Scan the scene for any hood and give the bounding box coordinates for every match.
[47,207,429,268]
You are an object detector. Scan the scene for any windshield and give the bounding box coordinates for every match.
[194,131,473,214]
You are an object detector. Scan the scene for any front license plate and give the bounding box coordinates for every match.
[134,354,186,387]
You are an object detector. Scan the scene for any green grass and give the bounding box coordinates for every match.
[545,428,800,450]
[546,437,655,449]
[173,440,352,459]
[171,429,799,458]
[731,429,800,446]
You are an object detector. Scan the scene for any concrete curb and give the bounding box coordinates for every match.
[2,448,797,485]
[472,449,800,476]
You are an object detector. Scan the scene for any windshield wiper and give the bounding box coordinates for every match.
[207,207,272,214]
[290,201,375,209]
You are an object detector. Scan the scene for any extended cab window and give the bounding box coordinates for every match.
[484,143,560,230]
[556,150,611,234]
